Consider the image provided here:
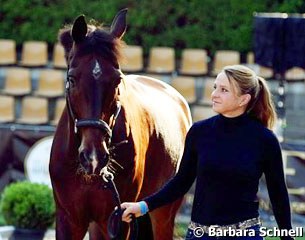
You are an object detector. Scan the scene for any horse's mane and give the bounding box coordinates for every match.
[58,22,124,64]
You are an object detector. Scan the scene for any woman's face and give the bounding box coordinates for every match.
[211,72,249,117]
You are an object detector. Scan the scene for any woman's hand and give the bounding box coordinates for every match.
[120,201,149,223]
[120,202,141,223]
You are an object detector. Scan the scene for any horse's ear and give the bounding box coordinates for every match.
[110,8,128,39]
[71,15,88,43]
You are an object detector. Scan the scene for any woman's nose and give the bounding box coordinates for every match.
[211,89,218,98]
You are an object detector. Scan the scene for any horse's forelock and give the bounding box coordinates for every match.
[86,27,123,63]
[58,26,73,55]
[58,23,123,64]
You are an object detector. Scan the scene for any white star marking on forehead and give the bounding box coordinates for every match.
[92,60,102,79]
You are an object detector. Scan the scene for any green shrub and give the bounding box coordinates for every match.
[0,181,55,230]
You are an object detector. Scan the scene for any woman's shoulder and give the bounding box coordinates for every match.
[185,116,218,142]
[262,127,280,146]
[192,114,219,129]
[248,117,279,144]
[188,115,219,137]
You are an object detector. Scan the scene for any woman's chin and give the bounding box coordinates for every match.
[212,106,221,114]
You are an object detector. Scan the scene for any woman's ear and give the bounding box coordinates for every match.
[239,94,251,106]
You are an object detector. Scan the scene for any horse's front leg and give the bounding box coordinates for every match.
[89,220,130,240]
[88,222,105,240]
[149,198,183,240]
[55,208,88,240]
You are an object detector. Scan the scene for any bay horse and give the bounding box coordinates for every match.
[50,9,192,240]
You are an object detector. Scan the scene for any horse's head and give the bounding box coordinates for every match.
[59,9,127,175]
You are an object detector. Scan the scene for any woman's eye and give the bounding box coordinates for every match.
[221,88,228,92]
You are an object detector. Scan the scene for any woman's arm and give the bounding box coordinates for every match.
[263,131,293,239]
[121,123,198,221]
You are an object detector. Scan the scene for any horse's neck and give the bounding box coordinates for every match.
[117,77,151,140]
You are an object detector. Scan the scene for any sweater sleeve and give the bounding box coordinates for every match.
[143,123,198,212]
[263,131,293,240]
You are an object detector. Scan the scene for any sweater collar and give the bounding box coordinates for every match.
[218,112,249,126]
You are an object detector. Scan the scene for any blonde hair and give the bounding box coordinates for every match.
[223,65,276,129]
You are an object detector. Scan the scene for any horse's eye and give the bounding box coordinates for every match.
[114,77,122,85]
[68,76,76,86]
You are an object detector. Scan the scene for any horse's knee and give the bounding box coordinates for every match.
[55,214,88,240]
[88,222,105,240]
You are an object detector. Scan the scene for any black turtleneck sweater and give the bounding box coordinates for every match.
[143,113,292,232]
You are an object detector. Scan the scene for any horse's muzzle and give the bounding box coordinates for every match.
[79,149,107,174]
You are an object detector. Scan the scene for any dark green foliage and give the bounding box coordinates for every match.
[0,0,304,56]
[0,181,55,230]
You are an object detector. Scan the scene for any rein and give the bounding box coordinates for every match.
[65,68,138,239]
[104,174,138,240]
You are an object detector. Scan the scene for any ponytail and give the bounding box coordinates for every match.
[247,76,277,129]
[223,65,277,130]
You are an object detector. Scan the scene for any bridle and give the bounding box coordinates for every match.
[65,70,120,137]
[64,65,138,239]
[65,65,124,178]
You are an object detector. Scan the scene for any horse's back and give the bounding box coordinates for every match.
[123,74,192,126]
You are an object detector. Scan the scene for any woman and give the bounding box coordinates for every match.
[121,65,293,240]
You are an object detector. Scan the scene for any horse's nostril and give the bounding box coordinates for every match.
[79,150,86,162]
[79,151,91,171]
[79,149,108,174]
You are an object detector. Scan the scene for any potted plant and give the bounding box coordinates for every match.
[0,181,55,240]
